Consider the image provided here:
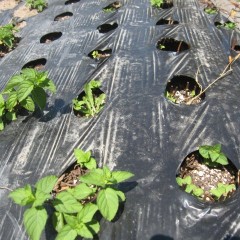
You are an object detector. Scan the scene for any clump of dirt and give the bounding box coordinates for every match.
[13,5,38,19]
[0,0,19,12]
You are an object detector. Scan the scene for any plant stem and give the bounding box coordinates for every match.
[0,186,13,191]
[186,53,240,105]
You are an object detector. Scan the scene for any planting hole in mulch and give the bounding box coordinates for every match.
[54,12,73,21]
[40,32,62,43]
[176,150,239,203]
[22,58,47,70]
[103,1,122,12]
[165,75,205,104]
[73,87,105,117]
[156,18,179,25]
[0,37,21,58]
[156,38,190,52]
[88,49,112,60]
[97,22,118,33]
[65,0,80,5]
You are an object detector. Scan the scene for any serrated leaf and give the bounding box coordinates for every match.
[21,68,37,80]
[80,169,105,187]
[33,191,51,207]
[54,191,83,213]
[31,87,47,110]
[39,79,56,93]
[6,91,18,111]
[4,75,23,92]
[74,149,91,164]
[97,188,119,221]
[77,203,98,223]
[199,145,212,159]
[52,212,64,233]
[216,153,229,165]
[56,225,77,240]
[9,184,35,206]
[35,175,58,194]
[213,144,221,153]
[209,151,219,162]
[112,171,134,183]
[68,183,94,200]
[17,80,34,102]
[0,94,4,106]
[84,158,97,169]
[20,96,35,112]
[23,207,47,240]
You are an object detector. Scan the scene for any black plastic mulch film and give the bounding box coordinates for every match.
[1,0,240,239]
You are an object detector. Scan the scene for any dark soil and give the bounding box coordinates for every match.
[0,37,20,58]
[177,151,238,202]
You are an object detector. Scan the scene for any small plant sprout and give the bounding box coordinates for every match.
[72,80,106,117]
[26,0,47,12]
[0,23,18,51]
[103,1,121,12]
[158,44,165,50]
[0,68,56,131]
[204,7,218,15]
[210,183,236,200]
[199,144,229,166]
[9,148,134,240]
[150,0,163,8]
[92,50,100,59]
[176,176,204,198]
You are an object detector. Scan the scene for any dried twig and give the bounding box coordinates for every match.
[186,53,240,105]
[0,186,13,191]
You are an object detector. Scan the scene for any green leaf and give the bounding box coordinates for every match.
[176,177,183,186]
[56,225,77,240]
[193,188,204,197]
[199,145,212,159]
[39,79,56,93]
[53,191,83,213]
[97,188,119,221]
[75,222,93,238]
[74,149,91,164]
[63,214,77,228]
[84,158,97,169]
[216,153,228,165]
[212,144,221,153]
[17,80,34,102]
[87,219,100,235]
[9,184,35,206]
[52,212,65,233]
[112,171,134,183]
[33,191,51,208]
[35,175,58,194]
[210,187,225,199]
[80,168,106,187]
[5,111,17,121]
[4,75,23,92]
[185,184,196,193]
[0,94,5,106]
[31,87,47,110]
[20,96,35,112]
[6,91,18,111]
[183,176,192,185]
[115,189,126,201]
[21,68,37,81]
[226,184,236,193]
[23,207,48,240]
[77,203,98,223]
[67,183,95,200]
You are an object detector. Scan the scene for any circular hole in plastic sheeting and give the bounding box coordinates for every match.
[40,32,62,43]
[97,23,118,33]
[0,37,21,58]
[156,18,179,25]
[73,87,105,117]
[215,21,236,30]
[54,12,73,21]
[65,0,80,5]
[156,38,190,52]
[88,49,112,60]
[176,148,239,203]
[103,1,122,12]
[165,75,205,105]
[158,0,173,9]
[233,45,240,52]
[22,58,47,70]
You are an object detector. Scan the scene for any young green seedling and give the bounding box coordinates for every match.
[0,24,18,50]
[0,68,56,131]
[26,0,47,12]
[199,144,229,166]
[204,8,218,15]
[9,148,134,240]
[92,50,100,59]
[176,176,204,198]
[150,0,164,8]
[210,183,236,200]
[158,44,165,50]
[72,80,106,117]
